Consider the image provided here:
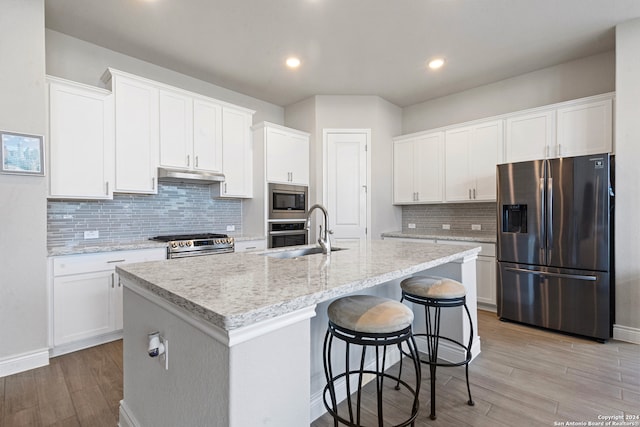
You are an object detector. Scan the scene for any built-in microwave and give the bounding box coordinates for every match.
[268,183,308,220]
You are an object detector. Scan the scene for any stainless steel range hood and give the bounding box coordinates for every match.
[157,167,225,184]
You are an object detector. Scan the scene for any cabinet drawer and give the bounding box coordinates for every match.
[53,248,166,276]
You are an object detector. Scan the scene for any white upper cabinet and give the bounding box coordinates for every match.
[158,89,223,173]
[159,89,193,169]
[263,124,310,185]
[505,109,555,163]
[556,97,613,157]
[103,69,159,194]
[445,120,502,202]
[393,131,444,204]
[192,98,223,172]
[48,77,114,199]
[504,93,614,163]
[218,107,253,198]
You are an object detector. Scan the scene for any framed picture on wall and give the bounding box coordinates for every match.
[0,130,45,176]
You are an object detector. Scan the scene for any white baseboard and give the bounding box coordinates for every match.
[613,324,640,344]
[0,348,49,378]
[119,400,141,427]
[49,330,123,358]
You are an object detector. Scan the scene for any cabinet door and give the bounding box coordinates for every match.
[288,133,309,185]
[159,89,193,169]
[476,255,496,307]
[556,98,612,158]
[265,128,292,183]
[48,80,113,199]
[54,271,114,346]
[471,120,502,201]
[505,110,555,162]
[445,127,472,202]
[393,139,415,203]
[415,132,444,202]
[114,75,159,193]
[193,99,222,172]
[221,107,252,197]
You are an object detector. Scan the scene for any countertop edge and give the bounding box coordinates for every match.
[381,231,496,243]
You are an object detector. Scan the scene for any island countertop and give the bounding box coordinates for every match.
[116,239,480,331]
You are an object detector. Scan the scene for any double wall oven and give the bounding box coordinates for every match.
[268,183,308,248]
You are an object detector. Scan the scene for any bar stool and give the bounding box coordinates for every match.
[323,294,421,426]
[397,276,474,420]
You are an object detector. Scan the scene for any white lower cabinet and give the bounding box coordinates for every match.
[51,248,166,355]
[234,238,267,252]
[382,237,496,310]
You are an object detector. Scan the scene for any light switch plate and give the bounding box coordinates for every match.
[442,224,451,230]
[226,225,236,232]
[471,224,482,231]
[408,223,416,229]
[84,230,99,239]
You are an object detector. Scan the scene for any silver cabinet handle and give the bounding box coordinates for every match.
[152,177,155,190]
[111,273,115,288]
[187,154,190,167]
[468,189,472,199]
[224,182,228,194]
[105,181,109,196]
[473,188,476,199]
[195,156,199,167]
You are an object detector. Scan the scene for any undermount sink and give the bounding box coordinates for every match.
[262,246,346,259]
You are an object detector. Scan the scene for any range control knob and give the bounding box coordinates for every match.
[179,241,185,247]
[187,241,193,247]
[171,242,178,248]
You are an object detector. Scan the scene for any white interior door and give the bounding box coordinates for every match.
[325,131,368,241]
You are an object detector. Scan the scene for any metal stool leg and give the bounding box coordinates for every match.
[463,303,475,407]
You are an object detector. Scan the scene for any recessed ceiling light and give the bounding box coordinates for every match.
[428,58,445,70]
[286,57,301,69]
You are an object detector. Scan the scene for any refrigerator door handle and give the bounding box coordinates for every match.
[540,177,546,264]
[547,177,553,263]
[505,267,597,281]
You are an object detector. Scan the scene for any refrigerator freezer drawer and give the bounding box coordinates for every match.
[497,262,611,340]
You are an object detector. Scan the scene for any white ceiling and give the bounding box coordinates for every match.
[44,0,640,108]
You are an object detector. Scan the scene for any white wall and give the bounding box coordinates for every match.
[614,19,640,337]
[285,96,402,240]
[0,0,49,370]
[402,51,615,134]
[45,30,284,125]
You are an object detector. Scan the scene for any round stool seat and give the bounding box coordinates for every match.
[400,275,466,299]
[328,295,414,334]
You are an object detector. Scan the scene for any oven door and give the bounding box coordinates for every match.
[268,221,309,248]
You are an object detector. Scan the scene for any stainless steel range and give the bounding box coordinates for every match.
[150,233,235,259]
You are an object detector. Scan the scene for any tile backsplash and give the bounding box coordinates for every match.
[47,182,242,248]
[402,203,497,235]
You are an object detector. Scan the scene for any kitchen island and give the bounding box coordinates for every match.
[116,239,481,427]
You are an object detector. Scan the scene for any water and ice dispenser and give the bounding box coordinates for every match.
[502,204,527,233]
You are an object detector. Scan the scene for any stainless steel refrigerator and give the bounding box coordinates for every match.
[497,153,614,341]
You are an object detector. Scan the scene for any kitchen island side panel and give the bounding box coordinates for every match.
[121,286,313,427]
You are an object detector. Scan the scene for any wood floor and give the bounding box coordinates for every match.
[0,340,123,427]
[1,312,638,426]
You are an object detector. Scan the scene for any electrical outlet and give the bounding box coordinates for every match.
[226,225,235,232]
[408,223,416,229]
[84,230,99,239]
[442,224,451,230]
[471,224,482,231]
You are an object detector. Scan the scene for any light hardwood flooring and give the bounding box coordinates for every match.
[1,312,638,426]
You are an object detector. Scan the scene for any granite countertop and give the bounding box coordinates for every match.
[116,239,481,331]
[47,234,266,256]
[48,240,168,257]
[381,231,496,243]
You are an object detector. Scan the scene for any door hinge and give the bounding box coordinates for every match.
[364,145,368,152]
